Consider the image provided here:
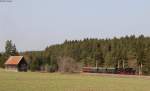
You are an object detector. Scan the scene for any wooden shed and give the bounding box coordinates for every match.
[5,56,28,72]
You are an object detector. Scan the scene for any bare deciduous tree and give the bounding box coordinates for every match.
[57,56,81,73]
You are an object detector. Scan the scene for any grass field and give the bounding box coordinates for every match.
[0,69,150,91]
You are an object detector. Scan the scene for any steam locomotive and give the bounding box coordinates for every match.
[82,67,136,75]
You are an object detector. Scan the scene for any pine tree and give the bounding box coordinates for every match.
[5,40,19,56]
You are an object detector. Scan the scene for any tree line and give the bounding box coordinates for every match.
[1,35,150,75]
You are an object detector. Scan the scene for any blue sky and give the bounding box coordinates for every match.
[0,0,150,51]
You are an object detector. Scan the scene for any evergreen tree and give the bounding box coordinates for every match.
[0,40,19,68]
[5,40,19,56]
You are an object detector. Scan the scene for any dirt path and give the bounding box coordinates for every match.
[80,72,150,79]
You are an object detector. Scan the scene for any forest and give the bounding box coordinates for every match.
[1,35,150,75]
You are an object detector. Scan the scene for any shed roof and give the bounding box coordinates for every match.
[5,56,23,65]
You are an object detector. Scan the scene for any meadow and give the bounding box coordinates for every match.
[0,69,150,91]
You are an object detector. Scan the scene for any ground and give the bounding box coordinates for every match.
[0,69,150,91]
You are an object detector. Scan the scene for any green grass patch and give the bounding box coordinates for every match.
[0,69,149,91]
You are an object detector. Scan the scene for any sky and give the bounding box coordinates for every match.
[0,0,150,52]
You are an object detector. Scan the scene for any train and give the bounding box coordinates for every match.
[82,67,136,75]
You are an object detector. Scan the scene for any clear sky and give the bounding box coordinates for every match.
[0,0,150,52]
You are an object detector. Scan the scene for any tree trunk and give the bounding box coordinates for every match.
[139,63,143,75]
[117,60,120,68]
[122,60,125,69]
[140,63,143,75]
[95,60,98,68]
